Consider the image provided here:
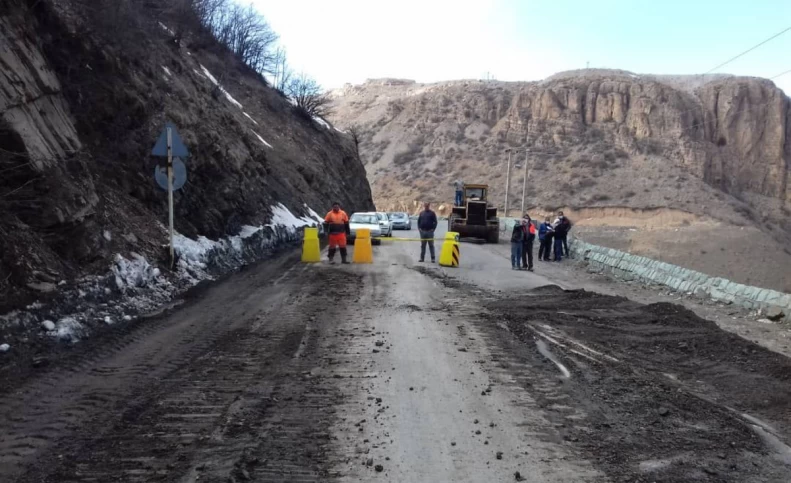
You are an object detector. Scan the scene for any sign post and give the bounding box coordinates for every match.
[152,122,190,270]
[167,127,175,268]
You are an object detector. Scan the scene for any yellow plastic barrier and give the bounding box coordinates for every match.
[439,232,460,267]
[353,228,373,264]
[301,227,321,263]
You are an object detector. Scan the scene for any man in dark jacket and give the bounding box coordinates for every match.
[538,217,554,261]
[417,202,438,262]
[521,214,536,271]
[553,214,571,261]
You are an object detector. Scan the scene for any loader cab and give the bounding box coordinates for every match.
[464,186,486,202]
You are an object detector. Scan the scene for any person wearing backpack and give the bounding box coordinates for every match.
[510,220,525,270]
[521,214,536,271]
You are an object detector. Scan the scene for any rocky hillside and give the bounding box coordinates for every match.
[0,0,373,313]
[329,73,791,291]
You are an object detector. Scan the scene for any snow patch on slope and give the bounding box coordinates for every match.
[252,131,273,148]
[199,64,244,109]
[243,112,259,125]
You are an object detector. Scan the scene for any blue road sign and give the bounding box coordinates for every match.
[155,158,187,191]
[152,122,190,158]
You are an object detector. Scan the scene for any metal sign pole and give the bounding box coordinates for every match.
[167,127,174,269]
[504,149,511,217]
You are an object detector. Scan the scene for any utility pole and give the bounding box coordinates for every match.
[504,149,512,217]
[520,131,530,214]
[520,150,529,214]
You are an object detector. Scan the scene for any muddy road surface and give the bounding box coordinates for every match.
[1,231,790,482]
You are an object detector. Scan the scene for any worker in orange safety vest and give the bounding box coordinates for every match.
[324,202,350,264]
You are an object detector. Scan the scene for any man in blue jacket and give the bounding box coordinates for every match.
[538,216,554,261]
[417,202,438,262]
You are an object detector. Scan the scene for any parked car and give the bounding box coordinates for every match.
[376,212,393,237]
[348,213,382,245]
[389,212,411,230]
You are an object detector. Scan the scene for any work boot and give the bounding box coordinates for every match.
[419,259,425,263]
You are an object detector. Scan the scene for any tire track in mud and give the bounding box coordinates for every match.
[421,269,791,483]
[1,257,363,482]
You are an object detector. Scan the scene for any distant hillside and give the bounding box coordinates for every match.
[328,71,791,291]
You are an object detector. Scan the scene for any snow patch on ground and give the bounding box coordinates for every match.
[112,253,161,291]
[162,66,172,77]
[0,203,324,350]
[243,112,259,125]
[252,131,273,148]
[158,22,175,36]
[53,317,86,342]
[313,116,331,129]
[199,64,243,109]
[0,343,9,352]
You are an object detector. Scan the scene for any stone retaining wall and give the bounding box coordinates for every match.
[570,238,791,322]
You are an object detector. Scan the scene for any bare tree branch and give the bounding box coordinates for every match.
[286,73,332,119]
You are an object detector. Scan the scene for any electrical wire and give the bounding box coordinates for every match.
[771,68,791,80]
[705,25,791,74]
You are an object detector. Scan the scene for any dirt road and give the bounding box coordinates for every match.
[1,228,790,482]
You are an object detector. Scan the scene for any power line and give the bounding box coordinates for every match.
[771,67,791,80]
[705,25,791,74]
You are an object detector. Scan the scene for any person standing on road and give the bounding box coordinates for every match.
[521,215,536,271]
[454,179,464,207]
[556,210,572,257]
[324,202,350,264]
[552,213,571,261]
[539,216,554,261]
[510,220,525,270]
[417,202,438,263]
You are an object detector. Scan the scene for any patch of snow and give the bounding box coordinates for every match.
[270,203,323,229]
[162,66,172,77]
[112,253,161,291]
[193,69,205,78]
[158,22,175,37]
[334,126,346,133]
[41,320,55,331]
[313,116,331,129]
[103,230,112,241]
[54,317,86,342]
[26,301,43,310]
[123,315,133,321]
[239,225,263,239]
[0,343,9,352]
[252,131,273,148]
[304,204,325,224]
[104,316,114,325]
[243,112,259,125]
[199,64,243,109]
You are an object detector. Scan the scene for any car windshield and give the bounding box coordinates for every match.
[350,214,377,224]
[392,213,407,220]
[377,213,387,221]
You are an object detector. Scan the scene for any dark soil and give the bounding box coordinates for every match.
[485,285,791,482]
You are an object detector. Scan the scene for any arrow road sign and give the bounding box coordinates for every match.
[152,122,190,158]
[155,157,187,191]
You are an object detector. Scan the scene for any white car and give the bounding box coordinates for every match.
[348,213,382,244]
[376,212,393,237]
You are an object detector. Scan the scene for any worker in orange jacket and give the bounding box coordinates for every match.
[324,202,350,264]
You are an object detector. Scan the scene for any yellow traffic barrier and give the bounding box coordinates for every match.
[439,232,460,267]
[353,228,373,264]
[301,227,321,263]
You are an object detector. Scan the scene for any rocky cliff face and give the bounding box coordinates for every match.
[0,0,373,312]
[329,72,791,290]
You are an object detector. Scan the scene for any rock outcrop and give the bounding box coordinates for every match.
[0,0,373,312]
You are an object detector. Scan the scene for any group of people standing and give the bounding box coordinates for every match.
[511,211,572,270]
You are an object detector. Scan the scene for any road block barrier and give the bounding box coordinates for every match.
[301,227,321,263]
[353,228,373,264]
[439,232,460,267]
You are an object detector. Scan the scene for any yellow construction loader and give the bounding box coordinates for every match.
[448,184,500,243]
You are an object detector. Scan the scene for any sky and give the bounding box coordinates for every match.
[254,0,791,94]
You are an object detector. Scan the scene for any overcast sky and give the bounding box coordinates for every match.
[255,0,791,94]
